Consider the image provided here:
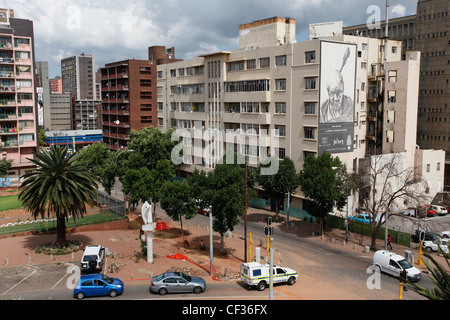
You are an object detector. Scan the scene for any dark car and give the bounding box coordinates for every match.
[150,272,206,295]
[411,229,440,243]
[73,274,124,299]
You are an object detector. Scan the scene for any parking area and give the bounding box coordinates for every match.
[0,263,72,297]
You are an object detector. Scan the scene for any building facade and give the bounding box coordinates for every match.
[48,93,72,131]
[61,53,99,130]
[0,8,38,182]
[101,46,181,150]
[343,0,450,191]
[157,17,443,212]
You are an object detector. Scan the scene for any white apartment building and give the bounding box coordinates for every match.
[157,17,444,213]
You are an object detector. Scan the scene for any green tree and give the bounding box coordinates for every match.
[19,146,98,246]
[122,167,153,207]
[298,152,349,234]
[160,180,197,243]
[0,158,12,177]
[257,156,300,221]
[76,143,116,195]
[191,153,253,253]
[38,128,47,147]
[128,127,177,170]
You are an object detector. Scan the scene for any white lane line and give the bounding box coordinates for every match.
[2,265,39,295]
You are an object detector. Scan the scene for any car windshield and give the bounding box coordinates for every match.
[398,259,413,269]
[82,255,97,261]
[102,274,114,284]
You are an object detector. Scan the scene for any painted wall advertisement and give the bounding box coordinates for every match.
[37,87,44,127]
[318,41,356,154]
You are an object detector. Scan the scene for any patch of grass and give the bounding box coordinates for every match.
[0,194,23,211]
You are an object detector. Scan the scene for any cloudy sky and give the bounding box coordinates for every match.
[4,0,418,78]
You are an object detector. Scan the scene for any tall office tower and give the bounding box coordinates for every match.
[61,53,99,130]
[343,0,450,190]
[35,61,50,128]
[157,16,444,212]
[101,46,181,150]
[415,0,450,191]
[0,8,38,182]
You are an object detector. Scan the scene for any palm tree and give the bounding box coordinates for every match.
[19,146,98,247]
[407,251,450,300]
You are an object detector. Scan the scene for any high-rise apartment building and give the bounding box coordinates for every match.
[61,53,99,130]
[0,8,38,182]
[343,0,450,190]
[157,17,445,212]
[101,46,181,150]
[50,77,62,93]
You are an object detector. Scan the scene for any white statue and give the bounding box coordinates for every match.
[141,201,156,263]
[141,201,153,225]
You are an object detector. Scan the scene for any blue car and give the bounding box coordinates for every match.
[348,213,371,224]
[74,274,124,299]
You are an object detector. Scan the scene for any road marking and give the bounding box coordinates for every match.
[2,265,39,295]
[51,263,74,289]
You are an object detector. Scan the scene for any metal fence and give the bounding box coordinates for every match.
[96,190,126,217]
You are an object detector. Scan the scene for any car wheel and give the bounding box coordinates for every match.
[76,292,85,300]
[193,286,203,294]
[159,288,168,295]
[425,247,432,253]
[257,281,266,291]
[109,290,118,298]
[287,277,296,286]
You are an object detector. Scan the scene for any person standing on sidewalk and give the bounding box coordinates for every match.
[387,234,393,250]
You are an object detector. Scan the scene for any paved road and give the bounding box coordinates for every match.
[0,206,436,301]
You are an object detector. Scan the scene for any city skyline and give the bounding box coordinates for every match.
[2,0,417,78]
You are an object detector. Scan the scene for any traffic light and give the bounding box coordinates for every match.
[264,226,273,236]
[266,217,272,226]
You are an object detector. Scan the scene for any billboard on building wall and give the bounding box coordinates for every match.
[318,41,356,154]
[37,87,44,127]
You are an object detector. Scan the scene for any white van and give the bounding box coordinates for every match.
[372,250,421,282]
[81,245,106,272]
[240,262,298,291]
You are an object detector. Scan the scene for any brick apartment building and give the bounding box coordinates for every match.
[100,46,181,150]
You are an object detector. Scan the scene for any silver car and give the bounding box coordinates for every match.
[149,272,206,295]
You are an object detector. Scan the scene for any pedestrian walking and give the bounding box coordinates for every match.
[387,234,393,250]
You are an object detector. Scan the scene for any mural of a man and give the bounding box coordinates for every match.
[320,69,354,123]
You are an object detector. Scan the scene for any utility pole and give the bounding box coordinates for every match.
[244,163,248,262]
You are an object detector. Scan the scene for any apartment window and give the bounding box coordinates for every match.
[305,51,316,63]
[241,102,260,113]
[158,102,164,111]
[259,57,270,68]
[388,91,396,103]
[224,80,270,92]
[246,59,256,70]
[140,66,151,74]
[387,110,395,123]
[242,123,259,135]
[304,127,315,140]
[386,130,394,143]
[388,70,397,82]
[157,71,163,79]
[392,46,398,54]
[361,62,367,70]
[227,61,245,71]
[426,164,430,173]
[274,125,286,137]
[275,102,286,114]
[170,69,176,77]
[437,162,441,171]
[275,79,286,91]
[305,77,317,90]
[274,148,286,160]
[186,67,193,76]
[170,119,177,127]
[141,116,153,124]
[275,55,287,66]
[304,102,316,115]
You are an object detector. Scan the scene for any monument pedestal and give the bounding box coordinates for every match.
[142,223,157,263]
